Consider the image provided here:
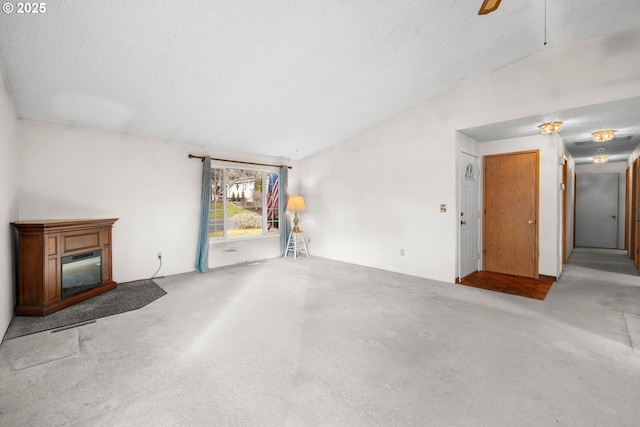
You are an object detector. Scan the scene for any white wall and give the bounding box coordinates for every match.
[209,236,280,268]
[575,161,628,250]
[293,29,640,282]
[0,64,19,339]
[18,121,286,283]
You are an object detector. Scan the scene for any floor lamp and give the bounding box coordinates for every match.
[285,195,309,259]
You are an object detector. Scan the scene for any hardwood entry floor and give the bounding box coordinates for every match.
[458,271,554,300]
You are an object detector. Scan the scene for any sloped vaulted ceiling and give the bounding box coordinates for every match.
[0,0,639,159]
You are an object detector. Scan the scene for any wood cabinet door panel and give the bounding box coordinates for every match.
[46,257,60,302]
[63,231,100,253]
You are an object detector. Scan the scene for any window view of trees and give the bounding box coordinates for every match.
[209,167,279,238]
[210,169,224,237]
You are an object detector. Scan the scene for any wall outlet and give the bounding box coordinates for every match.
[400,249,405,256]
[440,204,447,213]
[157,251,162,259]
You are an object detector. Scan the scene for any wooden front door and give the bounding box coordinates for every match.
[483,150,539,279]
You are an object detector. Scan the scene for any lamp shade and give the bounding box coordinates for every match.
[286,195,306,212]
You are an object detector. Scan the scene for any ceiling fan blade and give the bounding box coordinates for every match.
[478,0,502,15]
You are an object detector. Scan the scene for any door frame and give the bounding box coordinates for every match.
[634,158,640,268]
[625,166,629,251]
[631,158,638,261]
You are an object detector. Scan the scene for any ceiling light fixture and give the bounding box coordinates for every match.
[592,130,615,143]
[538,122,562,134]
[478,0,502,15]
[594,155,608,164]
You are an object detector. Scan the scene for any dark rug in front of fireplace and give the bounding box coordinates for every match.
[3,279,166,340]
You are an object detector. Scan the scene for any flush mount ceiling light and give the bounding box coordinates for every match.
[592,130,615,143]
[478,0,502,15]
[538,122,562,134]
[594,155,609,164]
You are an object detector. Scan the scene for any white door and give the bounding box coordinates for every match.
[575,173,618,248]
[459,152,479,279]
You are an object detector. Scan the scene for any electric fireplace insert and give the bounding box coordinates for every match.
[61,250,102,299]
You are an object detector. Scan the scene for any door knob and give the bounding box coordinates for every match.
[612,215,617,219]
[461,220,467,225]
[528,220,534,224]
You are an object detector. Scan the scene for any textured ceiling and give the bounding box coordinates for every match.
[460,97,640,164]
[1,1,640,159]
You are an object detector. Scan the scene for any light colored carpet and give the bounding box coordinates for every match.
[1,249,640,426]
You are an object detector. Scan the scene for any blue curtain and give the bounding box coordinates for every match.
[279,165,290,256]
[195,156,211,272]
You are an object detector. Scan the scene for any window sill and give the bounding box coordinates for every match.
[209,233,280,244]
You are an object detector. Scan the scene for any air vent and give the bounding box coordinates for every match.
[574,135,632,146]
[574,140,593,146]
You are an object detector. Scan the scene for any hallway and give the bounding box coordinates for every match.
[567,247,640,276]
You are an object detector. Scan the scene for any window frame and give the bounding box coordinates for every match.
[209,164,280,241]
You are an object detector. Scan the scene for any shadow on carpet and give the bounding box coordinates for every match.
[3,279,166,340]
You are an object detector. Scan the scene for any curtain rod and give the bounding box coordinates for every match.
[189,154,292,170]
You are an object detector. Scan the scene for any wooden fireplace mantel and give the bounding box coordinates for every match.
[12,218,118,316]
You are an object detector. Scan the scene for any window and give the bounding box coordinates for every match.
[209,167,280,239]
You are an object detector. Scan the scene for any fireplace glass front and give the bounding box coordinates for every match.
[61,250,102,299]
